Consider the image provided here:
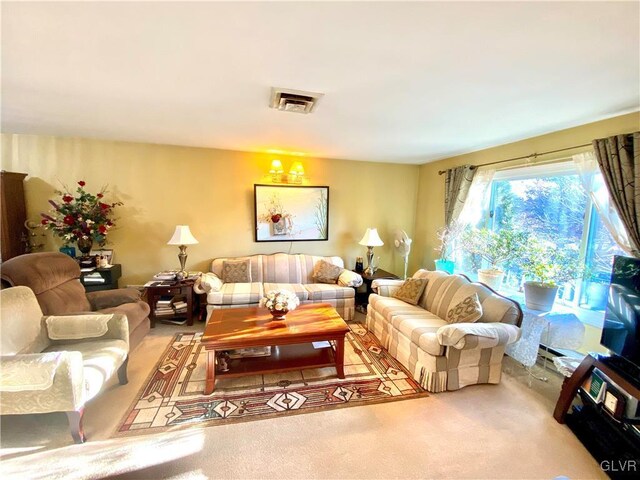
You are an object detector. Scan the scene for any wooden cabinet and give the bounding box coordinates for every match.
[0,171,28,262]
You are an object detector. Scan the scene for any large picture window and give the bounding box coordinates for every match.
[456,161,624,313]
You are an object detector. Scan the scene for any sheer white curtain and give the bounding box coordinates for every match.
[573,151,632,254]
[457,168,496,226]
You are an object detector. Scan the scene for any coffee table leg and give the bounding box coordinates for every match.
[205,348,216,395]
[335,336,345,379]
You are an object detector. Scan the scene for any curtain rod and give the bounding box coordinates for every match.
[437,142,592,175]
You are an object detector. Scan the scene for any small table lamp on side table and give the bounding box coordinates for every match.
[359,228,384,276]
[167,225,198,280]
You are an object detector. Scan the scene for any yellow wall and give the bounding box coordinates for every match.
[1,135,419,285]
[411,111,640,273]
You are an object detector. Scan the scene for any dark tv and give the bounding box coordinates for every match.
[600,255,640,370]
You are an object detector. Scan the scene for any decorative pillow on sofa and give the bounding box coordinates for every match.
[446,293,483,324]
[221,259,252,283]
[313,260,343,284]
[392,278,427,305]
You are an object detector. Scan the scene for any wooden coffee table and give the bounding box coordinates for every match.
[202,303,350,395]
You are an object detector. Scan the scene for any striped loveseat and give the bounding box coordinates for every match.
[196,253,362,321]
[367,269,522,393]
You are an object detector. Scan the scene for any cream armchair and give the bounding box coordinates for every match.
[0,286,129,443]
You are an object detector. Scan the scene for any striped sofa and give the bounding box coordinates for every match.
[367,269,522,393]
[197,253,362,321]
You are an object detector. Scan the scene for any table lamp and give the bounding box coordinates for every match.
[167,225,199,279]
[359,228,384,275]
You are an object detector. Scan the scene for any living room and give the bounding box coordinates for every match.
[1,1,639,479]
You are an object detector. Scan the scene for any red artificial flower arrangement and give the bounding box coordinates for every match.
[41,180,123,245]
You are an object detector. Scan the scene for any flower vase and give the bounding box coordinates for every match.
[269,308,289,320]
[77,237,93,255]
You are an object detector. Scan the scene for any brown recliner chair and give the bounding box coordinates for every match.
[1,252,150,351]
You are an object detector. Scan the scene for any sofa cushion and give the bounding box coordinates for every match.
[262,253,303,283]
[304,283,355,301]
[207,282,264,305]
[211,255,264,283]
[298,255,345,284]
[393,278,427,305]
[390,313,447,356]
[446,293,483,324]
[313,259,343,284]
[263,283,309,301]
[221,259,252,283]
[369,294,429,319]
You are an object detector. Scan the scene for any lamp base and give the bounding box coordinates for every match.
[364,246,376,276]
[177,246,188,281]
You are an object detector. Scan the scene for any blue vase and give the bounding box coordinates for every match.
[59,246,76,258]
[434,259,455,274]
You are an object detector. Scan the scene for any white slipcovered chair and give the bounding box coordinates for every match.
[0,286,129,443]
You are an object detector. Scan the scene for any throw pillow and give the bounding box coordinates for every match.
[221,259,252,283]
[446,293,483,324]
[392,278,428,305]
[313,259,343,284]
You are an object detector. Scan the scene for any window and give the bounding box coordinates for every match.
[456,161,624,313]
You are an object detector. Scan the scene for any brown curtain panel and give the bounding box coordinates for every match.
[444,165,476,226]
[593,132,640,257]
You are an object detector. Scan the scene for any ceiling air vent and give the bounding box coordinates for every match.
[269,88,323,114]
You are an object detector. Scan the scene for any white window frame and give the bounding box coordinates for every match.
[486,160,597,309]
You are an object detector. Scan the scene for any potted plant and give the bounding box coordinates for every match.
[434,221,465,274]
[40,180,122,255]
[460,228,526,290]
[520,238,583,311]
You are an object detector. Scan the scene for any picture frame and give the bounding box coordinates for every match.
[90,248,114,266]
[254,184,329,242]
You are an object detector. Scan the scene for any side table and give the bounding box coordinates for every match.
[353,268,399,312]
[505,308,585,382]
[80,264,122,292]
[145,280,195,327]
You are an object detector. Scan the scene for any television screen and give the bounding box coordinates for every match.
[600,255,640,368]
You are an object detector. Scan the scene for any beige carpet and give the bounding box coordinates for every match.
[0,313,606,480]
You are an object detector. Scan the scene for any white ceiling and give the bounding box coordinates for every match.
[2,1,639,164]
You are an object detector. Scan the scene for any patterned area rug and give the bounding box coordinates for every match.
[115,323,427,436]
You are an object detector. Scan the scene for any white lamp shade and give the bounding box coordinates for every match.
[359,228,384,247]
[167,225,199,245]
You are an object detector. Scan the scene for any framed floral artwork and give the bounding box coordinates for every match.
[254,184,329,242]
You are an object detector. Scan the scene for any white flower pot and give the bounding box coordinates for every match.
[524,281,559,312]
[477,269,505,291]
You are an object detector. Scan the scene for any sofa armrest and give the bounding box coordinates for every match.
[86,288,142,310]
[371,279,405,297]
[45,313,130,347]
[0,351,85,411]
[437,322,521,350]
[337,270,363,287]
[193,272,224,294]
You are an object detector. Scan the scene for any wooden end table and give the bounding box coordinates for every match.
[353,268,399,311]
[144,280,195,327]
[201,303,350,395]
